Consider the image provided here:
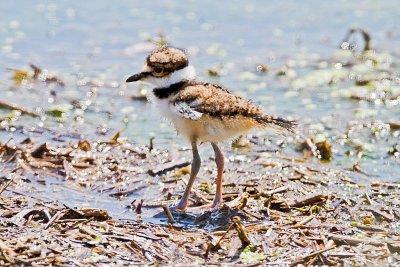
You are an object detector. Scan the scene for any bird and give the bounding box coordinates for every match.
[126,46,296,211]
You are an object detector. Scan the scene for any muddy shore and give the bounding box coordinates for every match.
[1,129,399,266]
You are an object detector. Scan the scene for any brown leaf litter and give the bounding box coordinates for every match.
[1,129,399,266]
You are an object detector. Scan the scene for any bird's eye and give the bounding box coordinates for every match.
[153,67,163,74]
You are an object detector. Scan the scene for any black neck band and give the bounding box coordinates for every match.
[153,80,188,99]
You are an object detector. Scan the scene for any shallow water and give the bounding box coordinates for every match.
[1,1,399,221]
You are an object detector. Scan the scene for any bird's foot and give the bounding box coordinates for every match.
[170,203,217,212]
[170,197,223,213]
[191,200,223,212]
[170,204,187,212]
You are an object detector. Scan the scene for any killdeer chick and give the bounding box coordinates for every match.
[126,46,296,211]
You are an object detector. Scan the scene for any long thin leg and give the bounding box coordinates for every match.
[172,142,201,211]
[211,142,224,208]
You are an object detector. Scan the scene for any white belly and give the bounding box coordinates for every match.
[152,97,199,141]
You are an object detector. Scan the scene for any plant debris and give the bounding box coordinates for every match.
[0,127,399,266]
[7,64,64,87]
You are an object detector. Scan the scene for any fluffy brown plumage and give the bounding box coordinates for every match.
[171,81,296,133]
[146,46,188,72]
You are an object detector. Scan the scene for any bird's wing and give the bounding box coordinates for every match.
[170,82,263,120]
[170,100,203,120]
[169,82,296,133]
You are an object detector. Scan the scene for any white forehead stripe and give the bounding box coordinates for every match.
[144,65,196,88]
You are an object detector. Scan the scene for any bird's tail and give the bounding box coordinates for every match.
[255,115,297,133]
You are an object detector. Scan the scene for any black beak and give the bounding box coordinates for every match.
[126,72,148,83]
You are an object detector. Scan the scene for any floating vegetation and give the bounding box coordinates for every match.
[297,138,333,161]
[207,68,221,77]
[340,28,373,52]
[6,64,64,87]
[146,31,169,47]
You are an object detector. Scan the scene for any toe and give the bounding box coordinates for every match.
[170,205,187,212]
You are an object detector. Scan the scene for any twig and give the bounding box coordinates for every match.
[0,177,14,195]
[364,193,373,205]
[79,226,99,238]
[352,224,387,232]
[15,255,57,264]
[261,185,290,197]
[241,209,262,220]
[232,216,250,246]
[30,143,49,158]
[0,240,16,263]
[44,210,63,229]
[214,224,234,249]
[125,243,146,260]
[291,240,335,266]
[340,28,372,52]
[55,218,89,223]
[0,138,13,152]
[161,204,175,224]
[366,208,394,222]
[148,160,190,176]
[282,194,328,209]
[296,215,314,226]
[0,100,39,117]
[328,234,385,246]
[238,195,248,209]
[388,122,400,131]
[135,199,144,214]
[17,156,38,176]
[109,185,147,197]
[149,137,155,152]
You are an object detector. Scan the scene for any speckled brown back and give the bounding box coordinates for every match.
[171,81,296,132]
[147,46,188,72]
[171,82,263,118]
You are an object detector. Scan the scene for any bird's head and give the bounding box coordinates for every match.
[126,46,196,88]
